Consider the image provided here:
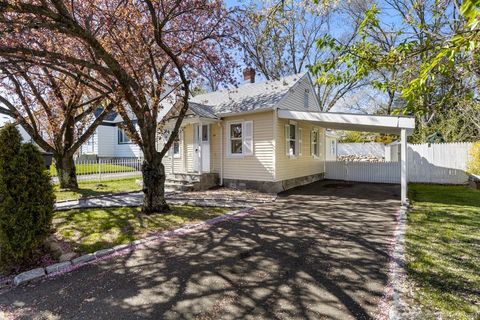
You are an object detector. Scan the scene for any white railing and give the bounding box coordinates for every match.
[51,158,143,183]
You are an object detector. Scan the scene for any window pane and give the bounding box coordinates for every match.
[202,125,208,141]
[289,140,296,155]
[173,141,180,155]
[289,124,296,139]
[231,124,242,138]
[231,140,242,154]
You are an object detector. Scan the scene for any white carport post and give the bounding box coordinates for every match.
[400,128,408,206]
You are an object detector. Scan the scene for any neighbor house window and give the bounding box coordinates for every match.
[285,122,302,157]
[118,127,132,144]
[228,121,253,156]
[311,129,319,158]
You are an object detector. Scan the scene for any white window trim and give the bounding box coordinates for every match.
[227,121,254,157]
[311,128,320,159]
[286,121,300,158]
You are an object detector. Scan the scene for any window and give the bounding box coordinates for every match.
[202,124,209,141]
[311,129,319,158]
[173,136,180,158]
[118,127,132,144]
[228,121,253,156]
[285,122,302,157]
[304,90,310,109]
[330,140,336,156]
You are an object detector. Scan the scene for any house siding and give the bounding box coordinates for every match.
[215,111,275,182]
[277,75,322,112]
[163,125,189,174]
[275,118,326,182]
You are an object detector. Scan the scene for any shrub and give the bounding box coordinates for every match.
[467,141,480,175]
[0,124,55,272]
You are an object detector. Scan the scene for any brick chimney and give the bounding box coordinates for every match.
[243,67,256,83]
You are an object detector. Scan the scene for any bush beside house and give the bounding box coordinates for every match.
[0,124,55,273]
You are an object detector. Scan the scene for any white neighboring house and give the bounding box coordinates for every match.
[0,115,37,145]
[78,109,142,159]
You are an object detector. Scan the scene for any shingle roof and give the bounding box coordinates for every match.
[94,107,118,122]
[188,102,218,119]
[190,73,306,115]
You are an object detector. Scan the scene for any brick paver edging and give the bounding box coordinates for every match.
[8,207,255,287]
[377,205,408,320]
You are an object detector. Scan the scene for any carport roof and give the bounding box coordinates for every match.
[277,109,415,135]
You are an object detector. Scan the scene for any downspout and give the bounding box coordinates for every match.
[219,122,223,186]
[273,107,278,182]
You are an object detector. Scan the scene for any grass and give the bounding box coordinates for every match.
[50,163,136,177]
[406,184,480,319]
[54,206,231,253]
[54,178,141,201]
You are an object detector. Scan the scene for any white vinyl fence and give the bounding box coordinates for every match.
[337,142,385,157]
[325,161,400,183]
[52,158,143,183]
[325,142,473,184]
[408,142,472,184]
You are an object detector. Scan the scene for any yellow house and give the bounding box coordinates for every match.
[162,72,327,193]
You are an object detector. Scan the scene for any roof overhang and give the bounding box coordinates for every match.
[277,109,415,135]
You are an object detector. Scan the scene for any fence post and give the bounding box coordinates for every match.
[98,158,102,183]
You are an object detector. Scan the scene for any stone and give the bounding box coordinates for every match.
[13,268,45,286]
[71,254,95,266]
[45,261,72,274]
[113,243,131,252]
[94,248,114,258]
[59,252,77,262]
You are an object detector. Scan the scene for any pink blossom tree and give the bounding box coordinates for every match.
[0,0,235,213]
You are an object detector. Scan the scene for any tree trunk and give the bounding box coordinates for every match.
[55,154,78,189]
[142,154,170,214]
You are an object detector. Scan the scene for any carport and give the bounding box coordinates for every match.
[277,109,416,205]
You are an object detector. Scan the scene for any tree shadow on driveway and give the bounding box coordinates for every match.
[0,181,400,320]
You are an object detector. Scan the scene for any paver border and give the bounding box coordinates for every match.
[377,204,408,320]
[6,207,255,287]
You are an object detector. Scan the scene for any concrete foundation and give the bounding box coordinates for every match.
[223,173,325,193]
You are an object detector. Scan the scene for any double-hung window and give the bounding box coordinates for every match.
[285,122,302,157]
[311,129,320,158]
[228,121,253,156]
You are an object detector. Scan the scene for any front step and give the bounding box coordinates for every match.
[166,172,219,191]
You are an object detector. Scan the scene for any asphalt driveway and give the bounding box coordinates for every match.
[0,181,400,320]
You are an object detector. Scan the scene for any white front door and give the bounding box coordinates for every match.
[193,124,210,173]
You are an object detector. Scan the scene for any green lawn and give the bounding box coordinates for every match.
[50,163,136,177]
[406,184,480,319]
[54,178,141,201]
[54,206,230,253]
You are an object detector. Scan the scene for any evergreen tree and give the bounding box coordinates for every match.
[0,124,54,272]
